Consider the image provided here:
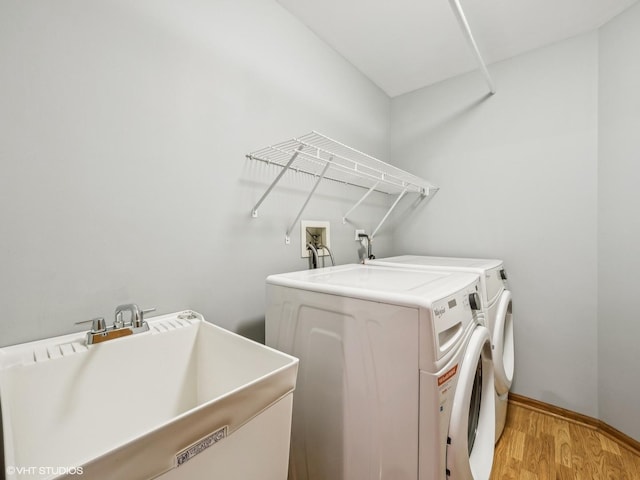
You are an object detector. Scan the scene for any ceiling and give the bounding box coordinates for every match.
[276,0,638,97]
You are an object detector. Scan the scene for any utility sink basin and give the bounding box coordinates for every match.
[0,311,298,479]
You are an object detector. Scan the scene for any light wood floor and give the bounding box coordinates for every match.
[490,403,640,479]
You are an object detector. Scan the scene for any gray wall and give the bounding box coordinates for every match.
[0,0,394,346]
[390,33,600,417]
[598,2,640,441]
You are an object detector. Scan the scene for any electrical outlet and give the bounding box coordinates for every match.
[355,229,365,241]
[301,221,331,258]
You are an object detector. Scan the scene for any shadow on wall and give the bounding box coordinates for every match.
[398,92,493,146]
[390,191,439,237]
[237,316,266,344]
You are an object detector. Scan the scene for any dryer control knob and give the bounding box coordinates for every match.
[469,292,481,311]
[500,269,508,280]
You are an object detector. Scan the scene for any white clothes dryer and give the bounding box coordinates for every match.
[266,264,495,480]
[366,256,514,442]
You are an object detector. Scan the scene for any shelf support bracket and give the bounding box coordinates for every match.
[285,162,331,244]
[448,0,496,94]
[251,147,302,218]
[370,188,408,240]
[342,182,380,224]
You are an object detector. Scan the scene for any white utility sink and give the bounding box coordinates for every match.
[0,311,298,480]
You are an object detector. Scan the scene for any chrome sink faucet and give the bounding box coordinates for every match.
[115,303,143,329]
[77,303,155,345]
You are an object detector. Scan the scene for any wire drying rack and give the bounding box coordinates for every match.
[246,131,439,243]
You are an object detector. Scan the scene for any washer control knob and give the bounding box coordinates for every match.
[468,292,481,311]
[500,269,508,280]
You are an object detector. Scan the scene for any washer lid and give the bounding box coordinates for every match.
[267,264,479,308]
[369,255,503,271]
[367,255,506,303]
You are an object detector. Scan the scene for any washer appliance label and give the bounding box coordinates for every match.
[438,364,458,387]
[438,364,459,417]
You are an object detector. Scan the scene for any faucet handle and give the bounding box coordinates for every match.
[130,307,155,328]
[76,317,107,333]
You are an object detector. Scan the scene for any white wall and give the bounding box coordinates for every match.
[598,2,640,441]
[390,33,600,417]
[0,0,393,346]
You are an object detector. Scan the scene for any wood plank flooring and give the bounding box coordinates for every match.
[490,402,640,479]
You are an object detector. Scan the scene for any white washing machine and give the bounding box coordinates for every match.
[266,264,495,480]
[367,255,514,442]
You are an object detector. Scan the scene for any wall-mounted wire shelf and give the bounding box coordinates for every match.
[246,131,439,244]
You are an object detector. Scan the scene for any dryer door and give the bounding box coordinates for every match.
[493,290,514,395]
[447,326,495,480]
